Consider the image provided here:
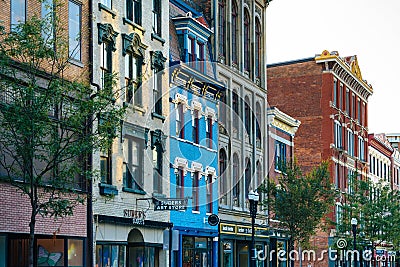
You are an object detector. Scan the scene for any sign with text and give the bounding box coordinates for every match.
[123,209,145,225]
[220,223,269,237]
[154,198,188,211]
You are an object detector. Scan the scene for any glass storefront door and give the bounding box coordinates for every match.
[182,236,212,267]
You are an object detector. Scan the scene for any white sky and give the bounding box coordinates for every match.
[266,0,400,134]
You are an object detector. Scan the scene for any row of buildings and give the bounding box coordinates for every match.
[0,0,399,267]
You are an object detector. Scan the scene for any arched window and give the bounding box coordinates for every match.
[218,0,226,59]
[232,90,239,130]
[231,0,238,66]
[256,102,262,148]
[256,160,262,186]
[233,153,240,205]
[255,19,261,80]
[243,9,251,73]
[245,158,251,194]
[244,96,251,138]
[219,149,228,204]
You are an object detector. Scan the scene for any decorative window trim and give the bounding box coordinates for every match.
[173,93,188,111]
[122,32,148,57]
[150,50,166,70]
[205,166,217,181]
[191,162,203,179]
[191,100,202,115]
[150,129,166,151]
[174,157,188,175]
[205,107,217,123]
[98,23,118,50]
[121,121,149,146]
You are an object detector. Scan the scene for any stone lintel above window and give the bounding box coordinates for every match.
[150,50,166,70]
[98,23,118,50]
[122,32,148,58]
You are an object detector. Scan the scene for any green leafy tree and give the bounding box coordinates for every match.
[0,5,125,266]
[260,161,336,254]
[337,177,400,253]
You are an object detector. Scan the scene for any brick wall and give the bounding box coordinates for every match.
[0,182,87,237]
[268,61,328,172]
[0,0,90,83]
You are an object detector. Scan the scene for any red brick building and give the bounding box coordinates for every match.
[0,0,89,265]
[267,50,373,266]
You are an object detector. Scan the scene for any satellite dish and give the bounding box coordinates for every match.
[207,214,219,226]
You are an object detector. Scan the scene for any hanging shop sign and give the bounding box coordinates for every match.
[154,198,188,211]
[123,209,146,225]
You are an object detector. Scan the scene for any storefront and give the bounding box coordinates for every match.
[219,222,269,267]
[174,226,218,267]
[95,215,171,267]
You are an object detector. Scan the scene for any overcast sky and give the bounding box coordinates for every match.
[266,0,400,134]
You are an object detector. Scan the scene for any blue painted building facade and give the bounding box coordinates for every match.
[169,1,224,266]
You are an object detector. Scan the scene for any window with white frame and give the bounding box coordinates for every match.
[123,136,144,191]
[206,174,213,213]
[358,136,364,161]
[176,103,185,139]
[68,1,81,61]
[152,0,161,36]
[101,0,111,9]
[275,141,286,171]
[192,172,199,211]
[334,121,342,149]
[347,129,354,156]
[126,0,141,25]
[206,116,213,149]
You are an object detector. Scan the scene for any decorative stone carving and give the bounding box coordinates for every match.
[98,23,118,51]
[151,51,167,70]
[122,32,148,57]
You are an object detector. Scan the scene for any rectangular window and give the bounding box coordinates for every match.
[339,85,343,110]
[101,42,112,90]
[192,172,199,211]
[188,37,196,66]
[96,244,125,267]
[333,79,337,106]
[275,141,286,171]
[11,0,26,29]
[176,169,184,199]
[153,69,162,115]
[42,0,54,42]
[196,41,205,71]
[152,0,161,36]
[69,1,81,61]
[125,55,142,106]
[192,111,199,144]
[357,100,361,122]
[206,116,213,149]
[352,94,356,119]
[347,129,354,156]
[176,103,185,139]
[206,174,213,213]
[101,0,111,9]
[126,0,141,25]
[358,136,364,161]
[345,89,349,113]
[153,144,163,194]
[123,136,143,191]
[100,149,112,184]
[334,121,342,149]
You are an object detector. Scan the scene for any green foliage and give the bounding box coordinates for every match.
[259,161,337,247]
[337,177,400,250]
[0,2,125,230]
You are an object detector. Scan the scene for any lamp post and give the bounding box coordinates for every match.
[351,218,358,267]
[249,190,259,267]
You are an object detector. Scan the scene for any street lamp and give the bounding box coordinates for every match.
[351,218,358,267]
[249,190,259,267]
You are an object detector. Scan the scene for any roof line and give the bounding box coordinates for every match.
[267,57,314,68]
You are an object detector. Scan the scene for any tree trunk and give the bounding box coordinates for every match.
[29,213,36,267]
